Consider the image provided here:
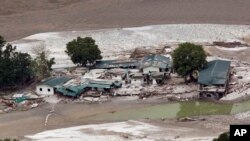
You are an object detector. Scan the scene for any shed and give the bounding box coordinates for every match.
[56,85,88,97]
[36,77,71,96]
[198,60,231,99]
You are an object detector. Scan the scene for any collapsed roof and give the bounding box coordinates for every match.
[141,54,171,69]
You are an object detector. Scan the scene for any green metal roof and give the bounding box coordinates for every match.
[141,54,171,69]
[56,79,122,97]
[198,60,231,85]
[56,85,88,97]
[40,77,71,87]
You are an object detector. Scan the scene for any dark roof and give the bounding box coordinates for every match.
[40,77,71,87]
[198,60,231,85]
[56,85,87,97]
[56,79,122,97]
[95,59,140,69]
[141,54,171,69]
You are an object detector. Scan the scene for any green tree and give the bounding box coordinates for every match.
[0,36,33,89]
[172,42,207,83]
[66,37,102,66]
[213,132,229,141]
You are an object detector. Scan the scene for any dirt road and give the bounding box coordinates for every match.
[1,0,250,41]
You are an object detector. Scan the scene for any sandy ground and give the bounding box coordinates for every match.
[1,0,250,41]
[11,24,250,68]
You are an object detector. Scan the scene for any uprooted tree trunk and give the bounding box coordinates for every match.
[184,72,198,84]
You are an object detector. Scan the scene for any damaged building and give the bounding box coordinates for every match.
[56,79,122,98]
[198,60,231,100]
[140,54,172,84]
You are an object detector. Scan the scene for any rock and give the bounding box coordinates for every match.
[83,97,93,102]
[93,98,100,102]
[30,103,39,108]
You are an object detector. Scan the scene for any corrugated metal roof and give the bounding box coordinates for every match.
[141,54,171,69]
[56,85,88,97]
[40,77,71,87]
[95,59,140,69]
[198,60,231,85]
[56,79,122,97]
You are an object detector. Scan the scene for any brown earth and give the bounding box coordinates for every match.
[0,97,243,140]
[1,0,250,41]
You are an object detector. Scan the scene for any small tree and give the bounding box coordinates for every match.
[66,37,102,66]
[32,46,55,81]
[172,42,207,83]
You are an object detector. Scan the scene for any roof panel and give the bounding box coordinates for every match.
[198,60,231,85]
[41,77,71,87]
[141,54,171,69]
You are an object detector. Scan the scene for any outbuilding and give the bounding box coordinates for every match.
[198,60,231,99]
[36,77,71,96]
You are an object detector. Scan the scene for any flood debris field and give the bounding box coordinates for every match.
[2,24,250,140]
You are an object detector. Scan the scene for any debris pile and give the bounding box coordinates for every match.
[221,61,250,101]
[213,41,250,48]
[130,45,169,58]
[0,92,44,114]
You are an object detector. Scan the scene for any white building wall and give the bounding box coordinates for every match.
[36,85,55,96]
[143,66,160,74]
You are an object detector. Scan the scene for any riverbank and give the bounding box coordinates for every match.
[2,0,250,41]
[1,95,250,140]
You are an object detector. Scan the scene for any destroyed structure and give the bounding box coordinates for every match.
[56,79,122,97]
[140,54,172,84]
[35,54,172,97]
[35,54,232,101]
[198,60,231,99]
[94,59,140,69]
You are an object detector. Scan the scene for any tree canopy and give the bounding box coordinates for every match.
[0,36,33,89]
[66,37,102,66]
[213,132,229,141]
[172,42,207,82]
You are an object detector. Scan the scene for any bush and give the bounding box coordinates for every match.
[0,139,19,141]
[213,132,229,141]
